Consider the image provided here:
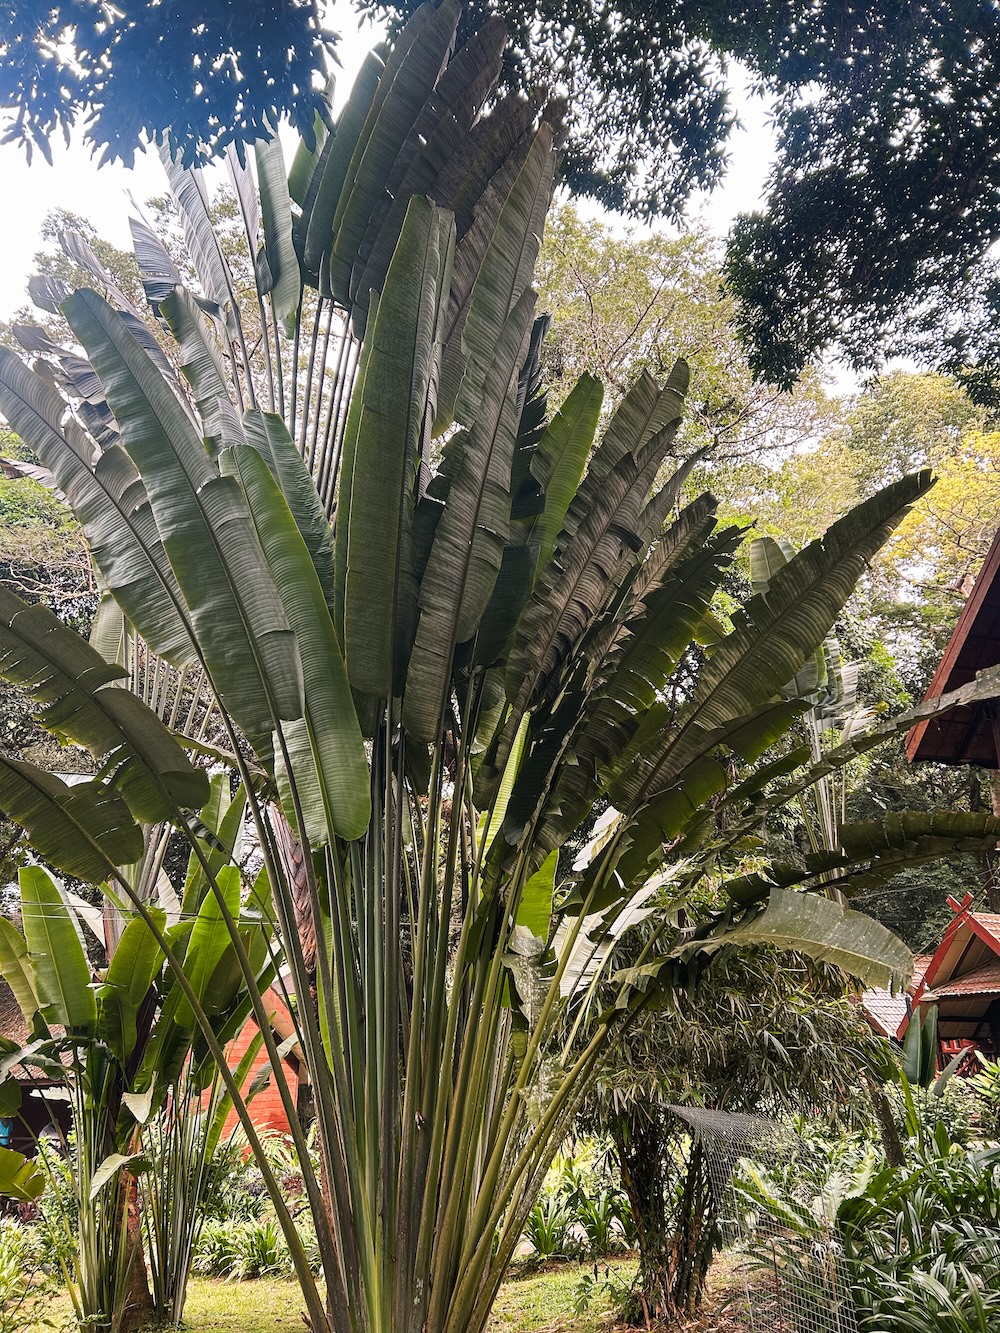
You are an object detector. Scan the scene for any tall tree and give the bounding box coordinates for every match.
[534,204,835,464]
[372,0,1000,395]
[6,0,1000,396]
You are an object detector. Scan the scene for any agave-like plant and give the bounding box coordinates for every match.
[2,7,1000,1333]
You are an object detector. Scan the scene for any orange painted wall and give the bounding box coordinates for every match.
[212,1010,301,1140]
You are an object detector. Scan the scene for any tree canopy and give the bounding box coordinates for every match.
[723,0,1000,402]
[5,0,1000,394]
[0,0,334,165]
[371,0,1000,397]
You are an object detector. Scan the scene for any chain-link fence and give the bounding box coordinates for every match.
[668,1106,860,1333]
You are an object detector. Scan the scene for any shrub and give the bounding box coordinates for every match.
[736,1133,1000,1333]
[0,1218,46,1333]
[193,1215,322,1281]
[521,1142,633,1261]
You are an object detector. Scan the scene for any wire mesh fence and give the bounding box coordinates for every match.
[668,1106,860,1333]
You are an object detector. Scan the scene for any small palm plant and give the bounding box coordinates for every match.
[0,7,999,1333]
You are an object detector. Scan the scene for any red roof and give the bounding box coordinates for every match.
[861,987,910,1039]
[861,955,932,1040]
[924,959,1000,998]
[907,527,1000,766]
[906,898,1000,1022]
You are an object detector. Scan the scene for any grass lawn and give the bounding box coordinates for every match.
[17,1259,636,1333]
[16,1254,754,1332]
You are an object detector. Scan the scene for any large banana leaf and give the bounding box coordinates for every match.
[242,411,336,604]
[611,471,934,810]
[0,759,142,881]
[158,287,246,456]
[0,348,194,665]
[469,315,552,667]
[0,918,39,1025]
[505,368,689,711]
[449,125,555,429]
[327,0,461,308]
[181,775,248,916]
[0,1145,45,1202]
[20,866,98,1033]
[255,137,302,337]
[403,287,536,741]
[224,444,371,841]
[173,865,241,1029]
[63,289,304,748]
[707,887,912,989]
[159,148,240,336]
[0,586,208,821]
[533,519,742,866]
[298,50,386,286]
[338,196,455,698]
[524,373,604,577]
[349,18,508,320]
[104,908,167,1006]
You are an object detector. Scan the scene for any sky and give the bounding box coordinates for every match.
[0,3,777,324]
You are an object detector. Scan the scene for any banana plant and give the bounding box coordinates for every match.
[0,799,275,1333]
[2,8,1000,1333]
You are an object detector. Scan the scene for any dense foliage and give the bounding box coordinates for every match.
[371,0,1000,395]
[0,0,334,166]
[5,0,1000,394]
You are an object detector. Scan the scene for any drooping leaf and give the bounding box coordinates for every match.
[0,761,142,882]
[0,348,194,665]
[89,1152,151,1201]
[0,586,208,821]
[713,887,913,989]
[63,289,304,750]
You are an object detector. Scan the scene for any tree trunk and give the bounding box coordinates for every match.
[114,1175,153,1333]
[614,1111,718,1326]
[866,1076,905,1167]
